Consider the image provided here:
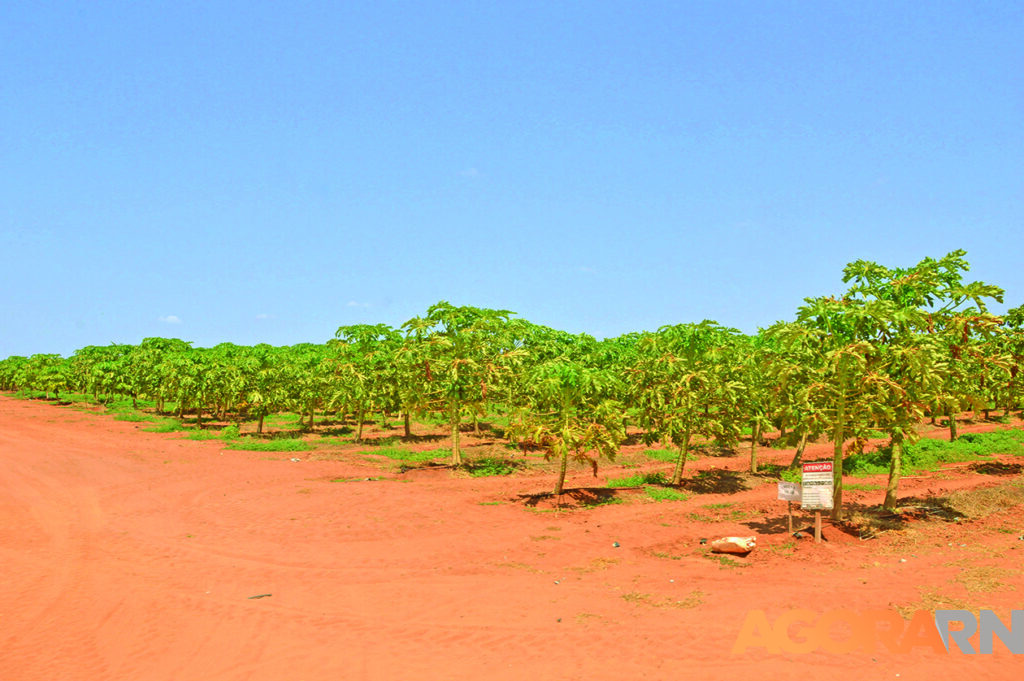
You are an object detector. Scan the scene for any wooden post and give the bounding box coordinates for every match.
[814,511,822,543]
[787,501,793,534]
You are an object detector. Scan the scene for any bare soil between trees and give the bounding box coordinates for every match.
[1,395,1023,680]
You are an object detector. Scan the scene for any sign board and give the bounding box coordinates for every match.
[801,461,834,511]
[777,481,802,502]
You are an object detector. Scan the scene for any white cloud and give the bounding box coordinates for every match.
[158,315,182,324]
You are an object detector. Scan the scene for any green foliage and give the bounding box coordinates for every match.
[316,436,352,447]
[186,429,224,441]
[643,448,696,462]
[367,447,444,462]
[843,429,1024,476]
[113,411,155,422]
[226,438,314,452]
[143,419,187,433]
[462,456,524,477]
[630,321,746,484]
[645,486,691,501]
[507,354,627,494]
[779,468,802,483]
[2,273,1020,510]
[607,471,668,488]
[703,553,749,569]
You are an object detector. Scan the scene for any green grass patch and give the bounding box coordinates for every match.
[316,435,352,447]
[607,471,668,488]
[367,446,444,462]
[59,392,98,404]
[642,448,696,463]
[704,553,749,569]
[645,486,691,502]
[143,419,187,433]
[186,429,225,441]
[843,429,1024,476]
[113,411,155,422]
[846,482,883,491]
[462,456,524,477]
[226,438,314,452]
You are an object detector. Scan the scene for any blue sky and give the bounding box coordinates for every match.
[2,1,1021,356]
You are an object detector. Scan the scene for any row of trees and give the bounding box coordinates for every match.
[2,251,1022,517]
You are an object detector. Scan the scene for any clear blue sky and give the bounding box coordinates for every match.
[2,1,1021,357]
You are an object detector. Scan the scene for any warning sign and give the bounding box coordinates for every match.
[777,481,801,502]
[801,461,834,511]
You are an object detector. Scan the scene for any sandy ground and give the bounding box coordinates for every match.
[1,394,1022,680]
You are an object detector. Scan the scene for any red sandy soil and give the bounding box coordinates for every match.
[2,395,1023,680]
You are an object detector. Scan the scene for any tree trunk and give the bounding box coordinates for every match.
[553,446,568,496]
[671,427,692,486]
[749,421,761,474]
[473,414,479,434]
[948,410,958,441]
[356,407,365,442]
[309,407,315,430]
[831,364,848,521]
[403,412,411,438]
[831,431,844,521]
[883,432,904,511]
[257,413,265,435]
[789,431,808,468]
[450,409,462,466]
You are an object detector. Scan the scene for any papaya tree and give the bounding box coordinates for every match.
[779,294,902,520]
[842,251,1003,507]
[630,322,744,484]
[0,356,27,391]
[761,321,826,469]
[400,302,514,466]
[18,354,72,398]
[330,324,403,441]
[240,344,286,435]
[127,338,192,412]
[999,305,1024,417]
[508,357,626,495]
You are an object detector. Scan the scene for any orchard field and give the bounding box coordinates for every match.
[2,250,1024,679]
